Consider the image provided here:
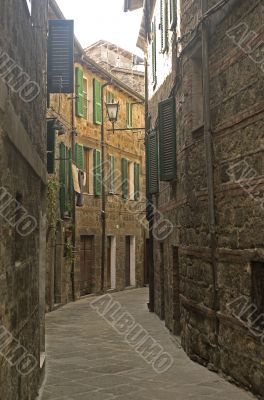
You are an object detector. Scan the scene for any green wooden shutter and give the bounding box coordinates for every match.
[93,149,102,196]
[159,97,176,181]
[75,67,84,117]
[59,142,66,218]
[152,19,157,86]
[93,79,102,125]
[121,158,128,199]
[109,155,115,193]
[75,143,84,169]
[47,120,56,174]
[146,130,159,194]
[134,163,140,200]
[68,148,73,216]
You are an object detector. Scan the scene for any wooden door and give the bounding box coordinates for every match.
[80,235,94,295]
[125,236,131,287]
[172,246,181,334]
[160,243,165,320]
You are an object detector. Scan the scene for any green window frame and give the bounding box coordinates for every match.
[158,97,176,181]
[126,102,133,128]
[146,130,159,194]
[121,158,128,199]
[93,79,102,125]
[93,149,102,196]
[75,143,84,170]
[75,67,84,117]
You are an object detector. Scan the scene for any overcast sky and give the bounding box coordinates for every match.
[55,0,143,56]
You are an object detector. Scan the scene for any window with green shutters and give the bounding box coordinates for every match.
[151,18,157,87]
[47,120,56,174]
[93,149,102,196]
[109,155,115,193]
[126,102,133,128]
[134,163,140,200]
[68,148,73,215]
[160,0,169,53]
[121,158,128,199]
[146,130,159,194]
[106,91,114,104]
[59,142,66,218]
[93,79,102,125]
[158,97,176,181]
[75,143,84,169]
[75,67,84,117]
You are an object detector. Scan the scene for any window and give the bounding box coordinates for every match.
[59,143,72,218]
[158,97,177,181]
[93,79,102,125]
[83,78,88,120]
[93,149,102,196]
[121,158,128,199]
[160,0,169,53]
[251,262,264,326]
[151,18,157,87]
[146,130,159,194]
[106,91,114,104]
[128,161,134,200]
[191,46,204,130]
[84,148,94,194]
[134,163,140,200]
[75,67,84,117]
[126,102,133,128]
[109,155,115,194]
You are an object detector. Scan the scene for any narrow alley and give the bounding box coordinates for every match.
[38,289,255,400]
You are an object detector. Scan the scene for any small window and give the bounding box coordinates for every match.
[251,262,264,325]
[191,46,204,131]
[84,148,94,195]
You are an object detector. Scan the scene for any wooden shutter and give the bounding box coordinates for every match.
[159,97,176,181]
[134,163,140,200]
[48,20,74,93]
[169,0,177,27]
[59,142,66,218]
[75,143,84,169]
[109,155,115,193]
[68,148,73,214]
[75,67,84,117]
[93,79,102,125]
[121,158,128,199]
[93,149,101,196]
[152,19,157,86]
[146,130,159,194]
[161,0,169,53]
[47,120,56,174]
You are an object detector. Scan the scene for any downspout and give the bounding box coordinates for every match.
[71,88,76,301]
[201,0,218,314]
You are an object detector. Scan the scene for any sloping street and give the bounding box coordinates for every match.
[38,288,255,400]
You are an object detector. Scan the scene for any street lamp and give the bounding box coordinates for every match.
[106,101,119,134]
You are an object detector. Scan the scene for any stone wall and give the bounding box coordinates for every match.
[0,1,47,399]
[149,0,264,396]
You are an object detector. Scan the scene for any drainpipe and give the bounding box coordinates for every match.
[71,90,76,302]
[201,0,218,313]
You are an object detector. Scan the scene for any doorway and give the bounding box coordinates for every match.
[160,243,165,320]
[172,246,181,334]
[80,235,94,295]
[125,236,135,287]
[107,236,116,289]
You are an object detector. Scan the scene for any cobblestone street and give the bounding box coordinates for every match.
[38,288,255,400]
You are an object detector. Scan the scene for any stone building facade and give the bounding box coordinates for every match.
[46,0,146,309]
[127,0,264,396]
[0,0,47,399]
[86,40,145,96]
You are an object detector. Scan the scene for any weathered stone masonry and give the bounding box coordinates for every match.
[0,1,47,399]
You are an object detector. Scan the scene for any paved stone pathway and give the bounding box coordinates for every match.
[38,288,256,400]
